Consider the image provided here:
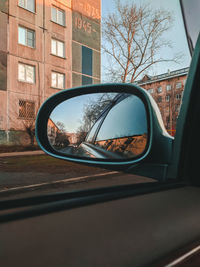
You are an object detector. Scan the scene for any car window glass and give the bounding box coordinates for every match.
[96,95,147,141]
[86,117,103,143]
[0,0,192,199]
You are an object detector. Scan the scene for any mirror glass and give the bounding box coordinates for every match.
[48,93,148,160]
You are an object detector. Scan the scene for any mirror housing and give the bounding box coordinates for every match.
[36,84,173,181]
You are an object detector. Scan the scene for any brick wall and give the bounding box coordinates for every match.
[138,71,188,136]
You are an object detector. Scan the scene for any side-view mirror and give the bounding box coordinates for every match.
[36,84,173,181]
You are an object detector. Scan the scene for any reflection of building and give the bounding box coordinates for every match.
[137,68,189,136]
[0,0,101,145]
[67,133,78,144]
[47,119,61,145]
[96,134,147,158]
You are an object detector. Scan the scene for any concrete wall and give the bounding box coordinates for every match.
[72,0,101,87]
[44,0,72,96]
[0,2,8,134]
[0,0,101,145]
[0,130,36,146]
[5,0,73,133]
[0,0,8,13]
[0,4,8,91]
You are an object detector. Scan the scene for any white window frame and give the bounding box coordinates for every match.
[18,26,35,48]
[176,93,182,100]
[51,39,65,58]
[175,104,180,112]
[51,6,65,26]
[166,95,170,102]
[157,87,162,93]
[176,82,182,89]
[18,63,35,84]
[148,88,154,94]
[166,85,172,91]
[18,0,35,13]
[51,71,65,89]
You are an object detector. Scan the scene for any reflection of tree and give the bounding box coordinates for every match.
[95,134,147,158]
[55,121,69,148]
[76,131,87,146]
[56,121,66,133]
[55,132,70,148]
[76,94,116,143]
[48,120,70,149]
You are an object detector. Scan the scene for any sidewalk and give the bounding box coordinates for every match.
[0,150,45,157]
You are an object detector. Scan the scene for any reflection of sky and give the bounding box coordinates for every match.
[96,95,147,140]
[101,0,191,80]
[50,93,116,133]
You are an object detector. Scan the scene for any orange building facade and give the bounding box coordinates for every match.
[138,68,189,136]
[0,0,101,145]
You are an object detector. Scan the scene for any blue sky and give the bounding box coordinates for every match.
[101,0,191,80]
[50,93,116,133]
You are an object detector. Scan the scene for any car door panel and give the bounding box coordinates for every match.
[1,186,200,267]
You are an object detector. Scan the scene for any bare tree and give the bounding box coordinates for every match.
[9,101,38,146]
[21,119,35,146]
[56,121,66,133]
[77,93,116,134]
[102,0,182,83]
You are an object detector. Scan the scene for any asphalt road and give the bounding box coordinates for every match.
[0,154,155,199]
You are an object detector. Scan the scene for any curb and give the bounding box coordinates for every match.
[0,171,119,196]
[0,151,45,157]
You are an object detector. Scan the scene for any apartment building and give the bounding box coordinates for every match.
[138,68,189,136]
[0,0,101,145]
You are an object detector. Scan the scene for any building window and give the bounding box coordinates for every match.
[176,93,182,100]
[175,104,180,112]
[51,72,65,89]
[18,0,35,13]
[166,95,170,102]
[51,39,65,58]
[82,46,93,76]
[82,75,93,85]
[166,85,171,91]
[166,116,170,123]
[18,26,35,48]
[82,46,93,85]
[148,88,154,94]
[19,100,35,119]
[18,63,35,83]
[176,82,182,89]
[157,87,162,93]
[157,96,162,102]
[51,6,65,26]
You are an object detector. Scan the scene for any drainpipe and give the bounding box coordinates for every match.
[42,0,45,104]
[6,0,10,144]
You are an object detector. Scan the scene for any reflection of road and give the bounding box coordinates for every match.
[59,146,76,154]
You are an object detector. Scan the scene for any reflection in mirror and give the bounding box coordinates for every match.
[48,93,148,160]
